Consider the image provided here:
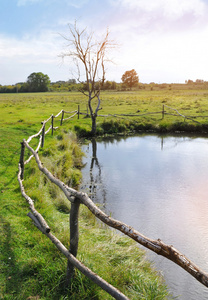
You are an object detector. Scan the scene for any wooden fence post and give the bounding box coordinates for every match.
[41,122,45,148]
[78,105,80,119]
[66,198,80,285]
[60,110,64,126]
[51,115,54,135]
[162,105,165,119]
[19,141,25,180]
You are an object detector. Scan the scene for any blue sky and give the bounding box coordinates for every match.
[1,0,208,85]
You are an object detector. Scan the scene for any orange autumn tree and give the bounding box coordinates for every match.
[121,69,139,90]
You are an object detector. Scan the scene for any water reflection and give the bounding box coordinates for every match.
[80,134,208,300]
[85,139,106,207]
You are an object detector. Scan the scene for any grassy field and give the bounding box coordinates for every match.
[1,88,208,299]
[1,88,208,135]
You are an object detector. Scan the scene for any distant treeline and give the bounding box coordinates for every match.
[1,79,208,93]
[51,80,119,92]
[0,80,118,93]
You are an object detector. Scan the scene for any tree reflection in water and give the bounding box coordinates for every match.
[85,138,107,208]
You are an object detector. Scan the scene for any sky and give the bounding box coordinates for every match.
[1,0,208,85]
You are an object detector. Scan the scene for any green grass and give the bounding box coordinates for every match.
[2,87,207,299]
[1,89,208,136]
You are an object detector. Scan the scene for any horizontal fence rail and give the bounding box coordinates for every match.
[18,105,208,299]
[162,104,203,124]
[44,104,208,126]
[79,104,208,126]
[19,109,78,179]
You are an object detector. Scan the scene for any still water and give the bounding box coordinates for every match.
[80,134,208,299]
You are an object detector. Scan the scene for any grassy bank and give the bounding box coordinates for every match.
[2,88,207,299]
[0,132,169,299]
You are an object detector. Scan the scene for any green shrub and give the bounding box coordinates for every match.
[101,119,129,134]
[74,125,91,137]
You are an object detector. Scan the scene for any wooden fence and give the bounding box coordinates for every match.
[79,103,208,126]
[18,107,208,300]
[162,104,208,124]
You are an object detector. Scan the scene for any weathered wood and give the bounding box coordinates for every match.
[27,212,44,232]
[45,115,53,123]
[44,229,129,299]
[45,125,52,135]
[41,123,45,148]
[62,111,78,121]
[63,110,77,114]
[60,110,64,125]
[162,105,165,119]
[77,195,208,288]
[22,138,208,288]
[55,110,63,118]
[98,111,162,117]
[66,198,80,285]
[19,142,25,179]
[164,113,202,124]
[163,105,202,124]
[51,115,54,135]
[24,136,42,165]
[18,162,129,299]
[163,104,185,118]
[69,199,80,257]
[26,123,45,143]
[18,164,51,234]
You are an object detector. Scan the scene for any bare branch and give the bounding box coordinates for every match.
[60,21,116,134]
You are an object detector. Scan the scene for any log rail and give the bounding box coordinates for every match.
[18,106,208,300]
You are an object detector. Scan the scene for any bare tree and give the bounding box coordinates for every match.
[60,22,115,135]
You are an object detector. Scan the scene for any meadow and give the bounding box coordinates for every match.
[1,87,208,299]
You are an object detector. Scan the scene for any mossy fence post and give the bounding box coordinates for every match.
[162,105,165,119]
[66,197,80,285]
[51,115,54,135]
[60,110,64,126]
[41,122,45,148]
[78,105,80,119]
[19,142,25,179]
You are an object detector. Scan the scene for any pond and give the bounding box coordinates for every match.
[80,134,208,299]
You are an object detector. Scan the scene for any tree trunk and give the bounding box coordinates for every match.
[91,115,97,136]
[90,93,101,135]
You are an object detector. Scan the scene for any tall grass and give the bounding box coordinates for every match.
[1,126,171,299]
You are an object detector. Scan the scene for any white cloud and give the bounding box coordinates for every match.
[109,0,208,36]
[114,24,208,83]
[163,0,205,18]
[2,0,208,84]
[0,31,70,84]
[105,0,208,83]
[0,31,59,60]
[113,0,206,18]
